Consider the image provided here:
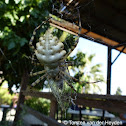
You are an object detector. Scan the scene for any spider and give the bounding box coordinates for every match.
[29,17,81,109]
[29,16,102,109]
[29,21,79,86]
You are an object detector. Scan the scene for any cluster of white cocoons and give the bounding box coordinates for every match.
[35,30,66,64]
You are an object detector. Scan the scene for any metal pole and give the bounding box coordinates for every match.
[107,46,112,95]
[79,107,82,121]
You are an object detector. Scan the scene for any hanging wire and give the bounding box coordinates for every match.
[76,0,95,9]
[76,7,81,36]
[0,47,16,74]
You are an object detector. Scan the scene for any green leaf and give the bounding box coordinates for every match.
[8,41,15,50]
[20,38,28,46]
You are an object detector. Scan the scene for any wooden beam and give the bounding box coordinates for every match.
[49,18,126,53]
[50,100,57,119]
[76,94,126,113]
[22,91,126,101]
[22,91,56,100]
[75,98,126,113]
[20,104,65,126]
[22,91,126,113]
[77,93,126,101]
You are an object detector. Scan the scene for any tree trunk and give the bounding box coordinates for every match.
[12,69,29,126]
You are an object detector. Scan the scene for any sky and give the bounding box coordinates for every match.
[70,37,126,95]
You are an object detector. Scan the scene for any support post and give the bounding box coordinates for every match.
[12,70,29,126]
[79,107,82,121]
[107,46,112,95]
[49,100,57,119]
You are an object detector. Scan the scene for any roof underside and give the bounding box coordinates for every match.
[80,0,126,43]
[53,0,126,53]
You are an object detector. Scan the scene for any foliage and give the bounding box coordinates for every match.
[68,51,104,93]
[0,0,52,92]
[115,87,122,95]
[0,121,12,126]
[25,97,50,115]
[0,81,14,105]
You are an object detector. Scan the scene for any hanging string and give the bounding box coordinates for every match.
[0,47,16,74]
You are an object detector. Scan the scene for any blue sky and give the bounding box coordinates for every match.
[70,37,126,95]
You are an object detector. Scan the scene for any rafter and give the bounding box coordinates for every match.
[49,18,126,53]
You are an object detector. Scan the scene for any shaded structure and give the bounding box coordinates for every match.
[56,0,126,50]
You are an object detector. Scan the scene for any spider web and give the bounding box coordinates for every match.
[47,76,77,111]
[29,0,106,110]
